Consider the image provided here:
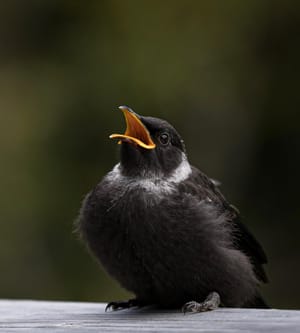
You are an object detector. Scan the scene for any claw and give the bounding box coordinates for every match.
[105,302,118,312]
[182,292,221,314]
[182,301,199,314]
[105,299,140,312]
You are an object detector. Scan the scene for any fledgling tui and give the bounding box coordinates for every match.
[77,106,269,313]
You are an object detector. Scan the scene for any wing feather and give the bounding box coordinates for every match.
[180,166,268,283]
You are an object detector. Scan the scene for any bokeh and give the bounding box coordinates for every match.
[0,1,299,309]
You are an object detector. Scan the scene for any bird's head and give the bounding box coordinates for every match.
[110,106,187,178]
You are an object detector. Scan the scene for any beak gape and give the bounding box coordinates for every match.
[110,106,156,150]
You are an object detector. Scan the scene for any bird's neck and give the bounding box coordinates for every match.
[112,153,192,184]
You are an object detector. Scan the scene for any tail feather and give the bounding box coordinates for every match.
[245,295,270,308]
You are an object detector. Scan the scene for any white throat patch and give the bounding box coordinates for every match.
[166,154,192,184]
[106,153,192,195]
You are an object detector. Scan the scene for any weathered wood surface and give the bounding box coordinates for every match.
[0,300,299,332]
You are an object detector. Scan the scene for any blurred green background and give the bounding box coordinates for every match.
[0,1,299,309]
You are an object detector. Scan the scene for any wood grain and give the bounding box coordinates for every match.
[0,300,299,332]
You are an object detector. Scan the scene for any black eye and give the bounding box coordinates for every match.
[159,132,170,145]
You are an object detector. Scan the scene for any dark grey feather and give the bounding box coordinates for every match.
[77,111,268,309]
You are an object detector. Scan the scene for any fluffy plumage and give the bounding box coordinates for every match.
[77,108,268,311]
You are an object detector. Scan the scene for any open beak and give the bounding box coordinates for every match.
[109,106,156,149]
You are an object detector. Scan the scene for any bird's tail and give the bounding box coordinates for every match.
[245,294,270,309]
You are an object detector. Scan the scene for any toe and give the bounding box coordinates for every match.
[105,302,118,312]
[105,299,140,312]
[182,301,198,314]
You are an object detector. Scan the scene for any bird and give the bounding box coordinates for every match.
[77,106,269,313]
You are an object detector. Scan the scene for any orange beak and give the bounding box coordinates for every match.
[109,106,156,150]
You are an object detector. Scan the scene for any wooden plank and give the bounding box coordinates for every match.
[0,300,299,332]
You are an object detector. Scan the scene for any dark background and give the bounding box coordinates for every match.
[0,1,299,308]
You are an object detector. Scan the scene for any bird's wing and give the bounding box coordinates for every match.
[182,166,268,284]
[230,214,268,283]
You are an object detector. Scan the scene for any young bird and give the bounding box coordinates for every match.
[77,106,268,313]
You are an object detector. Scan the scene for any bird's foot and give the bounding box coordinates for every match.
[105,298,141,312]
[182,291,221,314]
